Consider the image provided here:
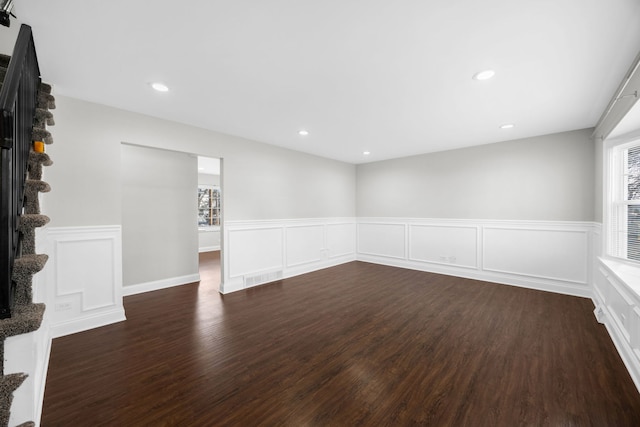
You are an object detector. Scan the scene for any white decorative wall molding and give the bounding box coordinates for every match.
[221,218,356,294]
[357,218,597,298]
[357,222,406,259]
[122,273,201,296]
[327,223,357,259]
[285,224,325,268]
[593,258,640,393]
[482,226,589,285]
[408,224,479,269]
[228,226,284,279]
[41,226,126,338]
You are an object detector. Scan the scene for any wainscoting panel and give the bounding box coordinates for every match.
[357,218,594,297]
[357,222,406,259]
[228,227,284,279]
[55,237,116,310]
[409,224,478,268]
[483,227,589,284]
[286,225,324,268]
[223,218,357,293]
[42,226,126,338]
[327,223,356,259]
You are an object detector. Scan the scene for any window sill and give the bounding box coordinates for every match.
[599,257,640,298]
[198,226,221,232]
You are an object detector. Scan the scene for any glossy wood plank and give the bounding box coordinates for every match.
[42,256,640,426]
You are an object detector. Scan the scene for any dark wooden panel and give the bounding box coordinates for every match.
[42,256,640,426]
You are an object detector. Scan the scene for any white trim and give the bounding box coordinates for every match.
[284,223,324,269]
[481,227,589,285]
[222,218,357,294]
[357,217,594,298]
[42,225,126,337]
[199,245,220,253]
[122,273,201,296]
[224,217,357,228]
[220,277,244,294]
[593,257,640,393]
[356,222,407,259]
[4,320,52,426]
[35,332,51,426]
[357,254,592,298]
[49,306,126,338]
[357,217,598,229]
[408,224,480,269]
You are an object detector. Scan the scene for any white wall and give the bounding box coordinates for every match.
[121,144,198,288]
[356,129,595,221]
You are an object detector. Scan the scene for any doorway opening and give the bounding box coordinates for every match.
[197,156,223,291]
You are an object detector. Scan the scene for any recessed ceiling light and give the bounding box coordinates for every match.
[298,130,309,136]
[363,151,371,156]
[473,70,495,81]
[500,123,515,129]
[151,82,169,92]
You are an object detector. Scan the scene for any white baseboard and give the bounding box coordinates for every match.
[199,246,220,253]
[220,278,244,294]
[357,254,592,298]
[49,306,126,338]
[593,300,640,393]
[122,273,201,296]
[35,330,52,427]
[220,254,356,294]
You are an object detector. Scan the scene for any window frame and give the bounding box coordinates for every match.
[198,184,221,229]
[605,137,640,265]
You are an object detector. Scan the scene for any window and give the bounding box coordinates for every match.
[198,185,221,227]
[608,141,640,262]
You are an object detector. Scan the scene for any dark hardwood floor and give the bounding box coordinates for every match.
[41,254,640,426]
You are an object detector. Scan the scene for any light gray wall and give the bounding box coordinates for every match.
[121,144,198,286]
[356,129,595,221]
[44,95,356,227]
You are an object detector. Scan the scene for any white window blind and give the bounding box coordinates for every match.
[610,142,640,262]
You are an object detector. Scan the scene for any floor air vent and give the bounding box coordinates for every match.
[244,270,283,288]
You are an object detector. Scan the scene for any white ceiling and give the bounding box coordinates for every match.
[14,0,640,164]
